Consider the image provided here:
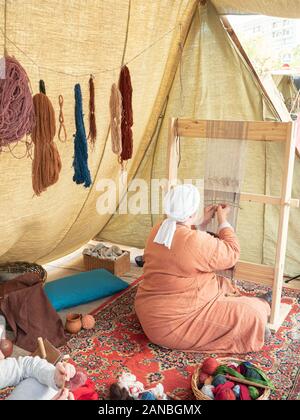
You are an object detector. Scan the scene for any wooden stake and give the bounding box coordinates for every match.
[225,375,272,390]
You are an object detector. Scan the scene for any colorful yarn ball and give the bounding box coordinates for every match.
[201,385,215,400]
[82,315,96,330]
[202,358,219,375]
[233,385,241,399]
[212,374,227,387]
[204,376,214,385]
[240,384,251,400]
[199,372,209,384]
[215,389,236,401]
[248,386,260,400]
[140,392,156,400]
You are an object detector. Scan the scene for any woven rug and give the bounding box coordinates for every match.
[1,278,299,400]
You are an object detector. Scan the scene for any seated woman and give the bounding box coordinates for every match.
[135,184,271,354]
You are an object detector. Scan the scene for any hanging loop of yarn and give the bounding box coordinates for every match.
[73,84,92,189]
[58,95,67,143]
[88,75,97,147]
[0,56,35,150]
[119,65,133,163]
[110,83,122,156]
[31,84,62,196]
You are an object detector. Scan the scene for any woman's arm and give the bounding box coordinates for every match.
[0,357,57,390]
[186,205,240,272]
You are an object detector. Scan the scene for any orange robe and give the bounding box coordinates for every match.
[135,224,270,354]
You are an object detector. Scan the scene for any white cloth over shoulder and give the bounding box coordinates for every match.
[154,184,200,250]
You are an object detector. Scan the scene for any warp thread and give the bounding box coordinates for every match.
[73,84,92,188]
[31,82,62,196]
[88,75,97,147]
[58,95,67,143]
[119,65,133,163]
[0,56,35,148]
[110,83,122,156]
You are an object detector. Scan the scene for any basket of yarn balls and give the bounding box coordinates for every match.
[191,357,274,400]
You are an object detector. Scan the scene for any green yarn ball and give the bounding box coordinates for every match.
[248,386,260,400]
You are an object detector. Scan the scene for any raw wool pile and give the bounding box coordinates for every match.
[0,56,35,148]
[83,243,125,261]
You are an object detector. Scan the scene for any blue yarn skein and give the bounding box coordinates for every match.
[140,392,156,400]
[73,84,92,188]
[212,374,227,387]
[233,385,241,399]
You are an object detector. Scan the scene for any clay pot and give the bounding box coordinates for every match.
[65,314,82,334]
[0,338,14,358]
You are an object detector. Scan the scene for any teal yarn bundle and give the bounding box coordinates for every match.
[212,374,227,387]
[73,84,92,188]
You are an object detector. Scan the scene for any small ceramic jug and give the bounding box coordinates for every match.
[65,314,82,334]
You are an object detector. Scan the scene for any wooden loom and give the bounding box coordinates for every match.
[167,118,299,331]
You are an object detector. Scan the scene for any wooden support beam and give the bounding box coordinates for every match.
[270,123,297,325]
[235,261,274,287]
[240,192,299,208]
[176,119,291,142]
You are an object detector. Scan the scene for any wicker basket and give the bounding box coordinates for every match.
[191,358,271,400]
[83,251,131,276]
[0,262,47,285]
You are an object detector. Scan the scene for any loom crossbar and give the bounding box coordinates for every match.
[167,118,299,331]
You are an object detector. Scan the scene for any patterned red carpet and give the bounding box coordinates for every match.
[60,277,300,400]
[0,277,299,400]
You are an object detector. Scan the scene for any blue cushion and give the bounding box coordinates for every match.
[44,269,128,311]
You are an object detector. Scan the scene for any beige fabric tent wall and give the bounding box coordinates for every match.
[99,2,300,276]
[0,0,300,276]
[272,72,300,113]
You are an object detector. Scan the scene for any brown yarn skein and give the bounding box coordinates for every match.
[88,75,97,147]
[32,93,62,196]
[119,66,133,163]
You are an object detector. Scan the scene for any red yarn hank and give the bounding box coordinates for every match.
[202,358,220,375]
[31,92,62,196]
[119,65,133,163]
[0,56,35,148]
[239,384,251,400]
[214,382,236,400]
[88,75,97,147]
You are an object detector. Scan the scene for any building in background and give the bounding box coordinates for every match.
[229,15,300,72]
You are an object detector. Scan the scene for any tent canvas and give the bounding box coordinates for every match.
[0,0,299,277]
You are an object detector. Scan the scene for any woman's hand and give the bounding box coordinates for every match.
[201,205,217,226]
[52,389,75,400]
[54,362,76,389]
[217,204,231,225]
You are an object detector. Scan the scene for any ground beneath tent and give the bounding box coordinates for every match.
[1,277,299,400]
[62,278,300,400]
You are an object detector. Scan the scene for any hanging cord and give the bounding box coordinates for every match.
[175,118,182,169]
[58,95,67,143]
[3,0,7,56]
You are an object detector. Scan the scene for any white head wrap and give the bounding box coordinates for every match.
[154,184,201,250]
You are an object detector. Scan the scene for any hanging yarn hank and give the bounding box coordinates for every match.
[119,65,133,164]
[73,84,92,188]
[31,81,62,196]
[58,95,67,143]
[88,75,97,147]
[0,56,35,149]
[110,83,122,156]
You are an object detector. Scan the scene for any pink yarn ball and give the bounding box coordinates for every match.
[82,315,96,330]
